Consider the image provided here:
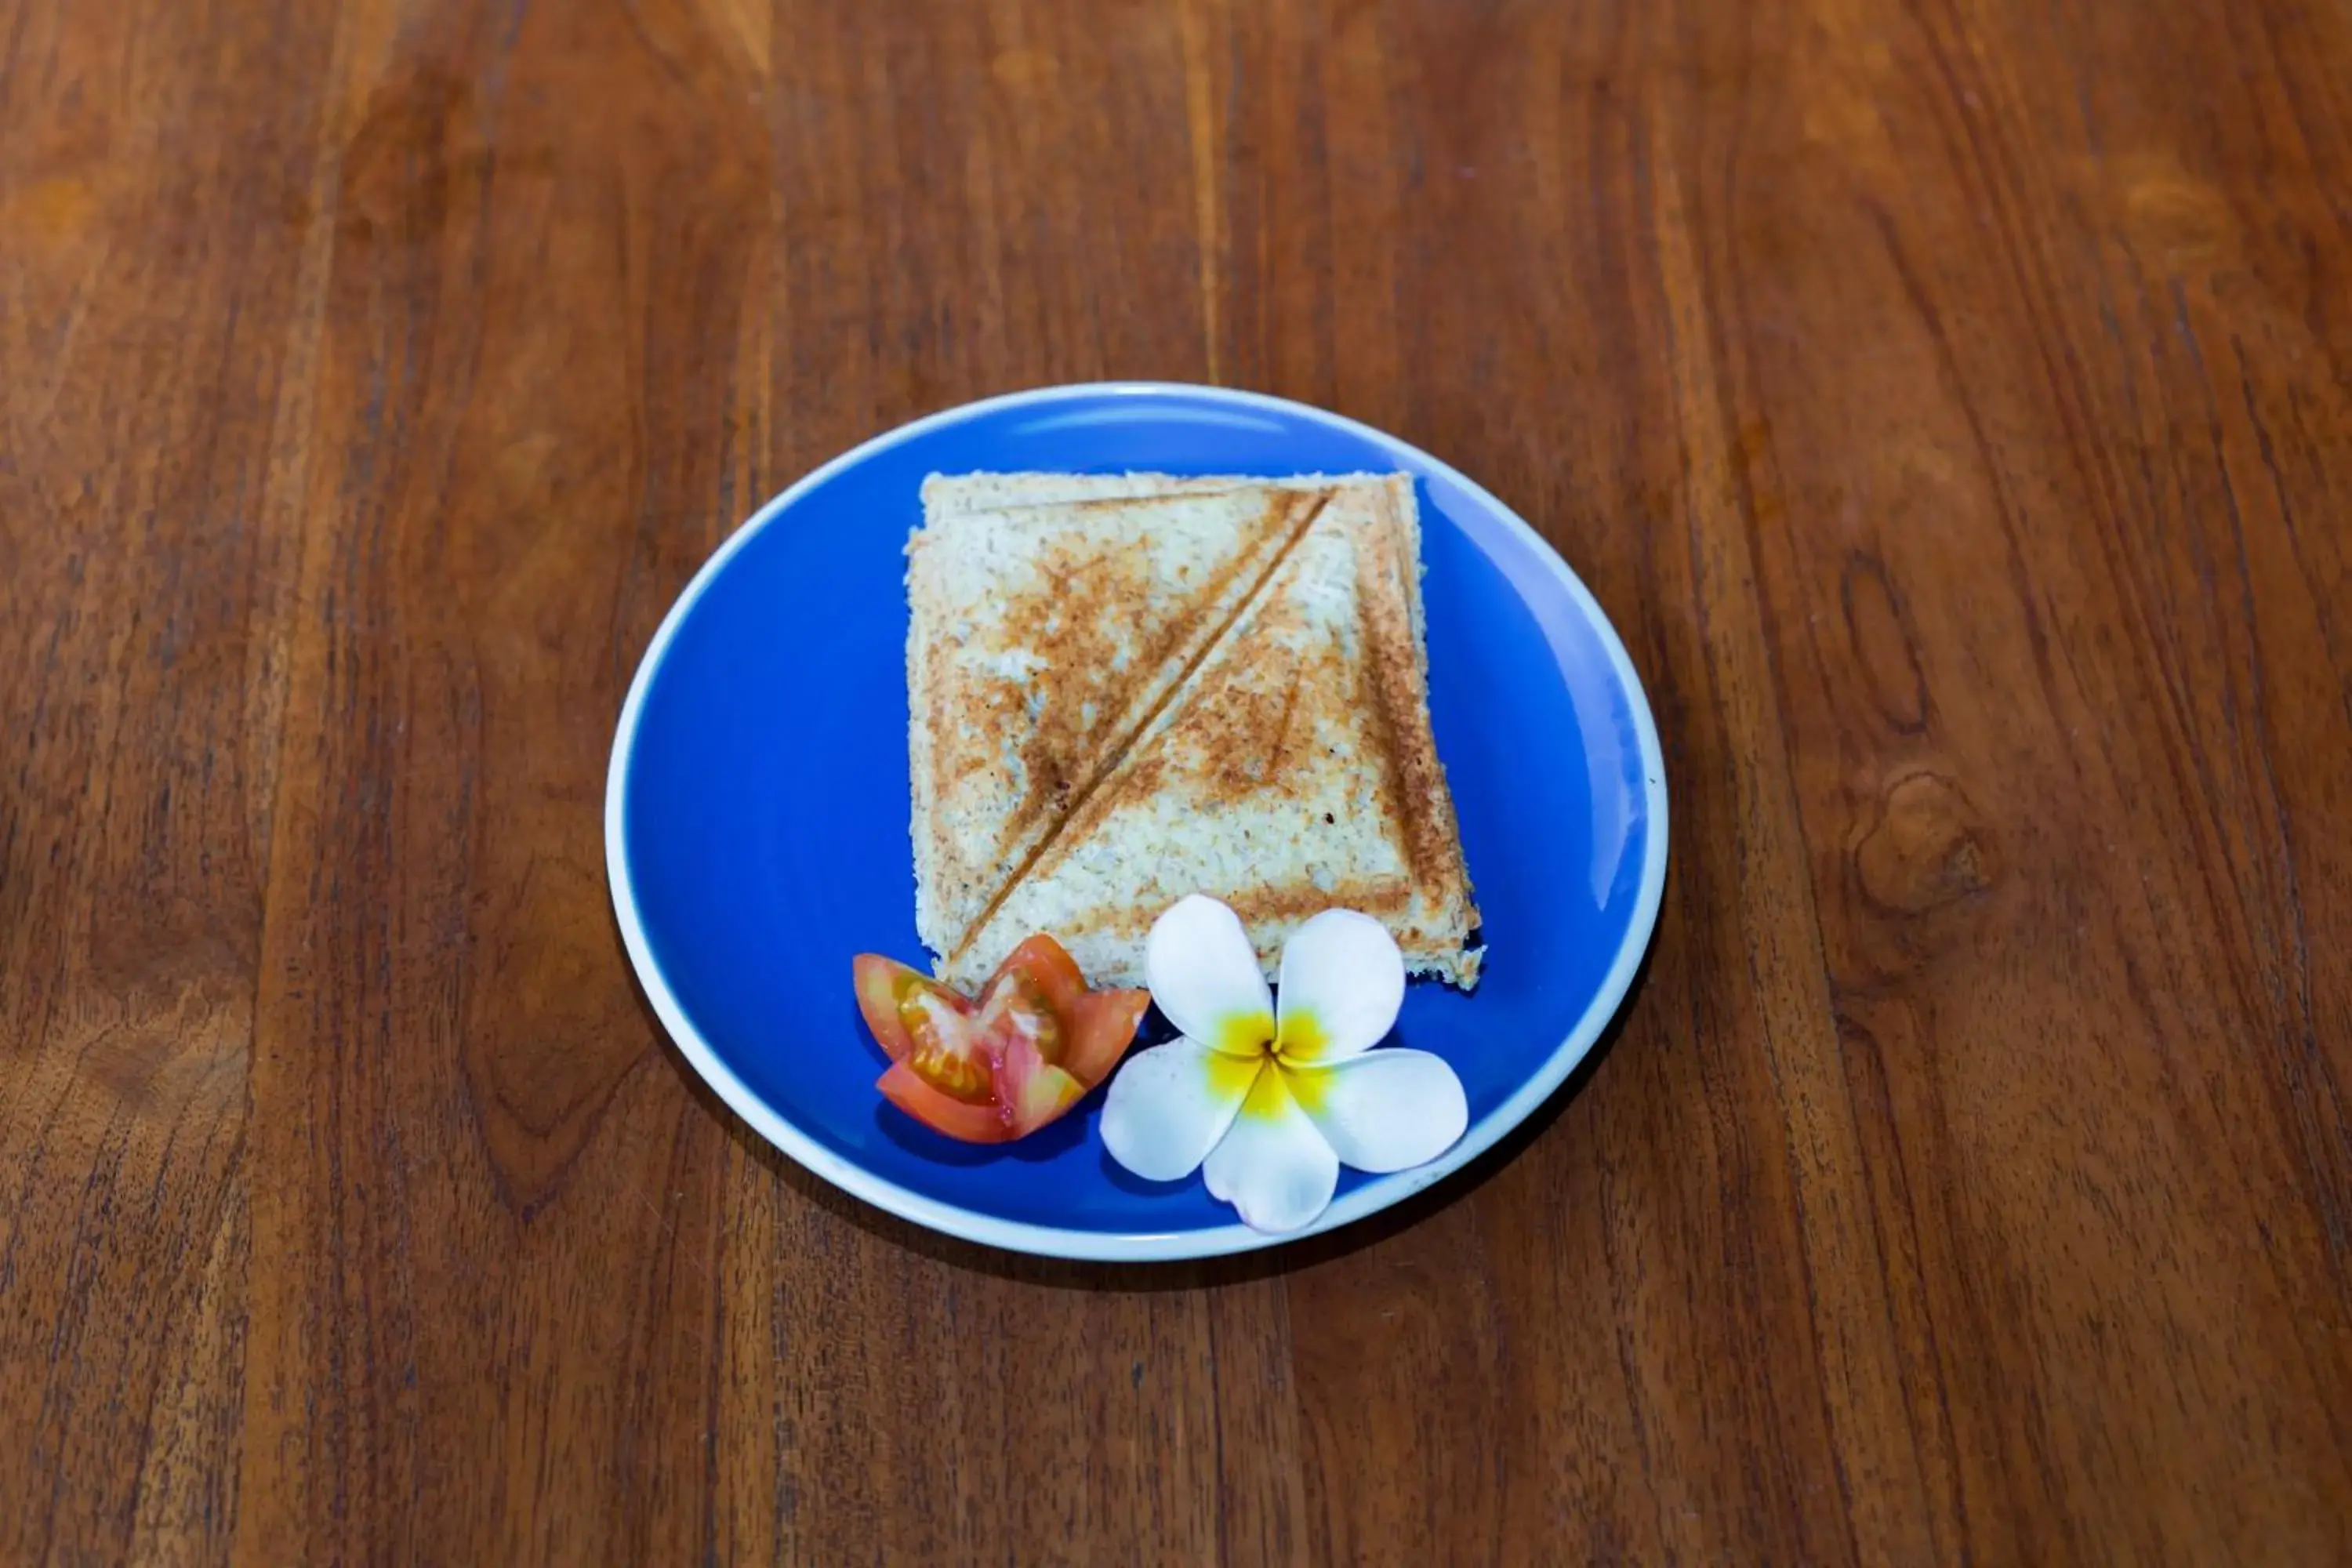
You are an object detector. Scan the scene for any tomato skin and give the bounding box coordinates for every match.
[1064,989,1151,1085]
[852,939,1152,1145]
[993,935,1087,1022]
[853,955,920,1060]
[877,1062,1014,1143]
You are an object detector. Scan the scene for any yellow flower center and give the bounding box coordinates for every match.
[1203,1046,1264,1104]
[1211,1005,1335,1120]
[1275,1007,1329,1062]
[1214,1004,1333,1064]
[1211,1009,1276,1058]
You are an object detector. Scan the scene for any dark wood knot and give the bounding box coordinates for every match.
[1853,768,1996,916]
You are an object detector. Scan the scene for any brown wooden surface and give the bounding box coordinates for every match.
[5,0,2350,1560]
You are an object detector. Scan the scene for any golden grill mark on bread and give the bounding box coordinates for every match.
[996,514,1276,848]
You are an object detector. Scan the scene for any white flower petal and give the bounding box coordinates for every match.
[1146,895,1274,1056]
[1202,1068,1340,1232]
[1099,1038,1262,1182]
[1287,1050,1468,1174]
[1273,909,1406,1064]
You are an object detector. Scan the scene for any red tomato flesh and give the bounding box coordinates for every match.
[851,936,1148,1143]
[1065,989,1153,1085]
[876,1063,1014,1143]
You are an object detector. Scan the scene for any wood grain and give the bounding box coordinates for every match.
[4,0,2349,1559]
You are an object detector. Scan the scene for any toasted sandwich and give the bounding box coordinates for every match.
[906,471,1482,991]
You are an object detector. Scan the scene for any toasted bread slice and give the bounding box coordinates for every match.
[921,472,1482,990]
[906,484,1327,967]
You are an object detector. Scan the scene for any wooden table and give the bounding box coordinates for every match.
[6,0,2350,1560]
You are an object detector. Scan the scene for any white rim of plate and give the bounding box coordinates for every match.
[604,381,1670,1262]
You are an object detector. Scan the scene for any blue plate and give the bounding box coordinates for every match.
[607,384,1666,1261]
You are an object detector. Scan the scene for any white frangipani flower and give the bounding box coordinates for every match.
[1099,895,1469,1232]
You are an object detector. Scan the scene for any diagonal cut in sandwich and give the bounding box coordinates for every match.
[906,470,1483,993]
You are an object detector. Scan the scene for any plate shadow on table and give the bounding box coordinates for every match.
[618,904,1654,1291]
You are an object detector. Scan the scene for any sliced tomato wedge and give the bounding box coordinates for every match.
[851,935,1149,1143]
